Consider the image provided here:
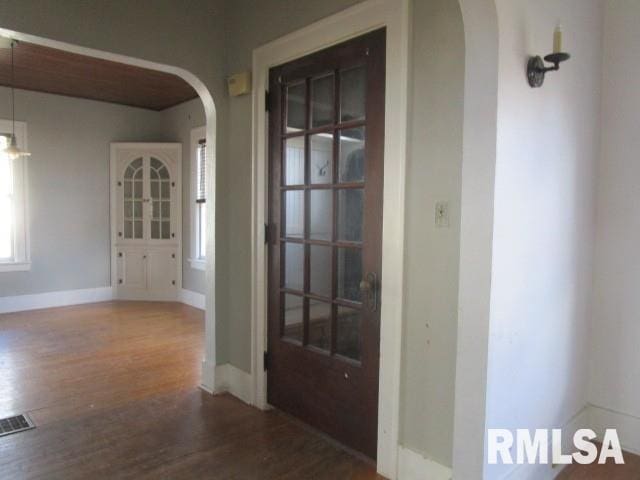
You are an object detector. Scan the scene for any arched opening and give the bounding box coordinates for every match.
[0,26,218,392]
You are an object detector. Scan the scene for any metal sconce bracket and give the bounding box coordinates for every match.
[527,52,571,88]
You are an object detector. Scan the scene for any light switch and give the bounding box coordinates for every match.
[435,201,449,228]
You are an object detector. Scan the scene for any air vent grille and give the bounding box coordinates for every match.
[0,414,35,437]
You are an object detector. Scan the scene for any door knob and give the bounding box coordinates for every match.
[359,272,378,312]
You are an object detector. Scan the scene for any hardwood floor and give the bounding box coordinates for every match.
[0,301,380,479]
[557,449,640,480]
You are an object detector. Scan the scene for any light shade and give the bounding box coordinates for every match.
[3,134,30,159]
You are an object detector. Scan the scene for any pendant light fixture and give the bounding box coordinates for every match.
[3,40,30,159]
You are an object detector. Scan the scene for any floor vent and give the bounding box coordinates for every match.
[0,414,35,437]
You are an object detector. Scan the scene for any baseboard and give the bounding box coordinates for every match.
[213,363,253,405]
[500,406,591,480]
[589,404,640,456]
[0,287,205,314]
[180,289,205,310]
[0,287,114,314]
[200,358,216,393]
[397,446,452,480]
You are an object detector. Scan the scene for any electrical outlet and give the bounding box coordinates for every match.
[435,201,450,228]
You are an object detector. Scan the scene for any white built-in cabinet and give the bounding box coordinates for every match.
[110,143,182,301]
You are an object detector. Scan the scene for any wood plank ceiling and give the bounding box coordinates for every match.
[0,41,199,111]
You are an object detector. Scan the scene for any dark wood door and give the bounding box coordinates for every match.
[267,29,385,459]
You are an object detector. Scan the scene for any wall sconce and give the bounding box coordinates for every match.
[527,25,571,88]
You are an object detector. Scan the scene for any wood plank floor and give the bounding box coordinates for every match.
[557,448,640,480]
[0,301,380,479]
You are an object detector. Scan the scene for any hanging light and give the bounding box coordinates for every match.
[3,40,30,159]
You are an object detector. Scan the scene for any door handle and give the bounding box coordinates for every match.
[359,272,378,312]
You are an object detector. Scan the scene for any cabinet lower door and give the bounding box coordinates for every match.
[147,249,178,296]
[115,246,177,301]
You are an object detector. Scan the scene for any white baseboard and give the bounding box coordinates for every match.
[214,363,253,405]
[0,287,114,314]
[180,289,205,310]
[201,358,216,393]
[0,287,206,314]
[589,404,640,456]
[500,406,591,480]
[397,446,452,480]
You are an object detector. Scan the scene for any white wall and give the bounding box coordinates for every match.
[590,0,640,449]
[161,98,207,294]
[485,1,603,478]
[0,87,165,296]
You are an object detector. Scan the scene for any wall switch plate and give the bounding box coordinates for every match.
[435,201,450,228]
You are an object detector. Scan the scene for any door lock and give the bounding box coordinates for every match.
[359,272,378,312]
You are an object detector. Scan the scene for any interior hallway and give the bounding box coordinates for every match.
[0,302,379,479]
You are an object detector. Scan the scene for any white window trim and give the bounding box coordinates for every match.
[189,126,206,271]
[0,119,30,273]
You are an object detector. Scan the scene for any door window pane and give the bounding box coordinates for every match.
[337,189,363,242]
[337,247,362,302]
[284,136,305,185]
[283,242,304,291]
[286,82,306,133]
[338,127,365,183]
[284,190,304,238]
[310,133,333,184]
[309,189,332,241]
[340,66,366,122]
[336,305,361,361]
[311,74,334,128]
[308,300,331,352]
[283,294,304,343]
[310,245,332,297]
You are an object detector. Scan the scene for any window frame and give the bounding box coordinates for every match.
[0,119,30,272]
[189,126,206,271]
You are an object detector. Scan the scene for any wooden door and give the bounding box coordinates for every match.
[111,144,182,301]
[267,29,385,459]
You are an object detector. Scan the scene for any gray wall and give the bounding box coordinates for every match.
[161,98,207,294]
[222,0,364,373]
[0,87,165,296]
[400,0,464,467]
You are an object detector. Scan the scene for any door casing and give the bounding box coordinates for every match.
[250,0,410,476]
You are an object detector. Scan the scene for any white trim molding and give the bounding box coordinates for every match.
[188,258,206,271]
[0,287,207,315]
[0,120,30,271]
[180,288,205,310]
[214,363,253,404]
[0,261,30,272]
[189,126,207,267]
[590,404,640,456]
[250,0,410,477]
[0,287,113,314]
[397,446,452,480]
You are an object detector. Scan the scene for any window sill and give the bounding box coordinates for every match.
[189,258,206,271]
[0,261,31,272]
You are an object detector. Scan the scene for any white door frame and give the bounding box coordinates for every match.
[110,142,183,300]
[249,0,410,476]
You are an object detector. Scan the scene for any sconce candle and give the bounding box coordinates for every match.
[526,24,571,88]
[553,25,563,54]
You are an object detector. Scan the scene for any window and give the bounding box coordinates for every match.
[0,120,29,272]
[190,126,207,270]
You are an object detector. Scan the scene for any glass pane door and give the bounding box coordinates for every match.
[278,66,368,362]
[123,157,144,239]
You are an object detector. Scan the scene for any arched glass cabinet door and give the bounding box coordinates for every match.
[123,157,144,240]
[149,157,171,240]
